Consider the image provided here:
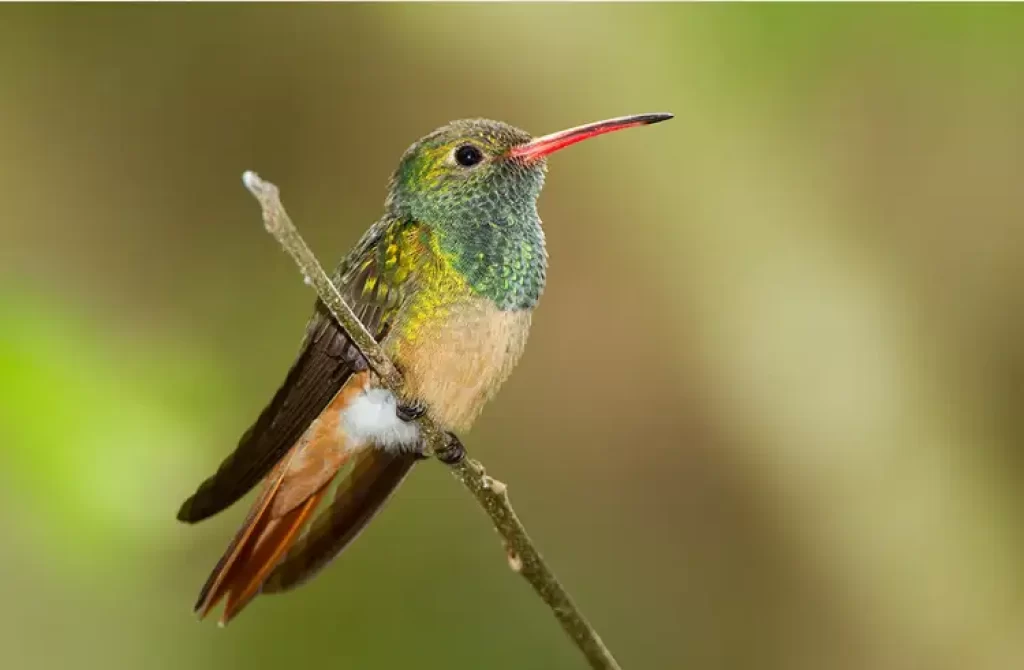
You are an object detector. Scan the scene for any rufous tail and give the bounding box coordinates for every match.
[191,473,323,622]
[192,455,329,625]
[192,446,415,625]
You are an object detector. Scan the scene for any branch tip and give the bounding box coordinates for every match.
[241,170,262,195]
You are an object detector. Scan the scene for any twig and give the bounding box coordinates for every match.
[241,171,622,670]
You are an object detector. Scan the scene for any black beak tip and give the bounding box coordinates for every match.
[642,112,674,125]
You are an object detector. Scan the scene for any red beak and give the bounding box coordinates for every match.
[510,112,672,162]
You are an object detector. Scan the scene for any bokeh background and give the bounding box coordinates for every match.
[1,5,1023,670]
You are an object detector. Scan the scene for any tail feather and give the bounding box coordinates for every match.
[193,462,292,618]
[192,449,329,626]
[219,488,327,624]
[191,374,375,624]
[263,449,415,593]
[189,373,417,624]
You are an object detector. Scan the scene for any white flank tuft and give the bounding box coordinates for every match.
[341,388,421,453]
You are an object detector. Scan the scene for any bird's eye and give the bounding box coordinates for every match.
[454,144,484,167]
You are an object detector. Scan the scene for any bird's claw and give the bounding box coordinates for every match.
[395,400,463,464]
[436,432,466,465]
[395,400,427,423]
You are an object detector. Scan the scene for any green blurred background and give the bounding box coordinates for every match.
[1,5,1023,669]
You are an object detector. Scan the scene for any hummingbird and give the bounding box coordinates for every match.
[177,113,672,625]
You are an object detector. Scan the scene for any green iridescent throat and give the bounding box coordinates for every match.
[436,208,547,311]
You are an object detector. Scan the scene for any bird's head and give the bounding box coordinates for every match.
[385,114,672,230]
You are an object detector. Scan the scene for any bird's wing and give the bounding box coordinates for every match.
[176,217,421,524]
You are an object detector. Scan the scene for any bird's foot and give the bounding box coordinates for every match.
[436,432,466,465]
[395,399,427,423]
[397,400,431,461]
[395,400,463,464]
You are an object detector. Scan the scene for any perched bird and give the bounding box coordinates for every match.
[177,113,672,625]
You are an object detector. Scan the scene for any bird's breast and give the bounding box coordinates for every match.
[387,296,532,433]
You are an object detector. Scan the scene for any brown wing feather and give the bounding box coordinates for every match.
[176,217,415,524]
[176,307,364,523]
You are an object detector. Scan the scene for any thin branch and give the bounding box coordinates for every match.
[241,171,622,670]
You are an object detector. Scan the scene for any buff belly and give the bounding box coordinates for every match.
[387,295,532,433]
